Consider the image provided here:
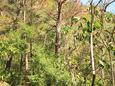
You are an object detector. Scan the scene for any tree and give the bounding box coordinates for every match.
[55,0,67,55]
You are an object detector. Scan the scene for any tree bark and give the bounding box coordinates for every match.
[109,52,115,86]
[55,2,62,56]
[22,53,29,86]
[90,0,96,86]
[22,0,29,86]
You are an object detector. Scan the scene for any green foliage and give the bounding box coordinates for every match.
[99,59,110,69]
[0,0,115,86]
[94,21,102,29]
[105,13,113,22]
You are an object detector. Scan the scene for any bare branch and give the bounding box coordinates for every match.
[104,0,115,11]
[95,0,102,8]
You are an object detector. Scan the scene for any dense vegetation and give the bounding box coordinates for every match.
[0,0,115,86]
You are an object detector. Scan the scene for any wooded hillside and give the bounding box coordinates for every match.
[0,0,115,86]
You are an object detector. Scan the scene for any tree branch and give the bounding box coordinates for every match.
[104,0,115,11]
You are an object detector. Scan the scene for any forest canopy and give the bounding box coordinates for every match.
[0,0,115,86]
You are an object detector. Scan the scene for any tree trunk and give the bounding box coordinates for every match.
[55,2,62,56]
[22,53,29,86]
[109,52,115,86]
[22,0,29,86]
[90,32,96,86]
[29,38,32,58]
[23,0,26,22]
[90,1,96,86]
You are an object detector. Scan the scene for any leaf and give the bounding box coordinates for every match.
[99,60,105,68]
[105,13,113,22]
[94,21,102,29]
